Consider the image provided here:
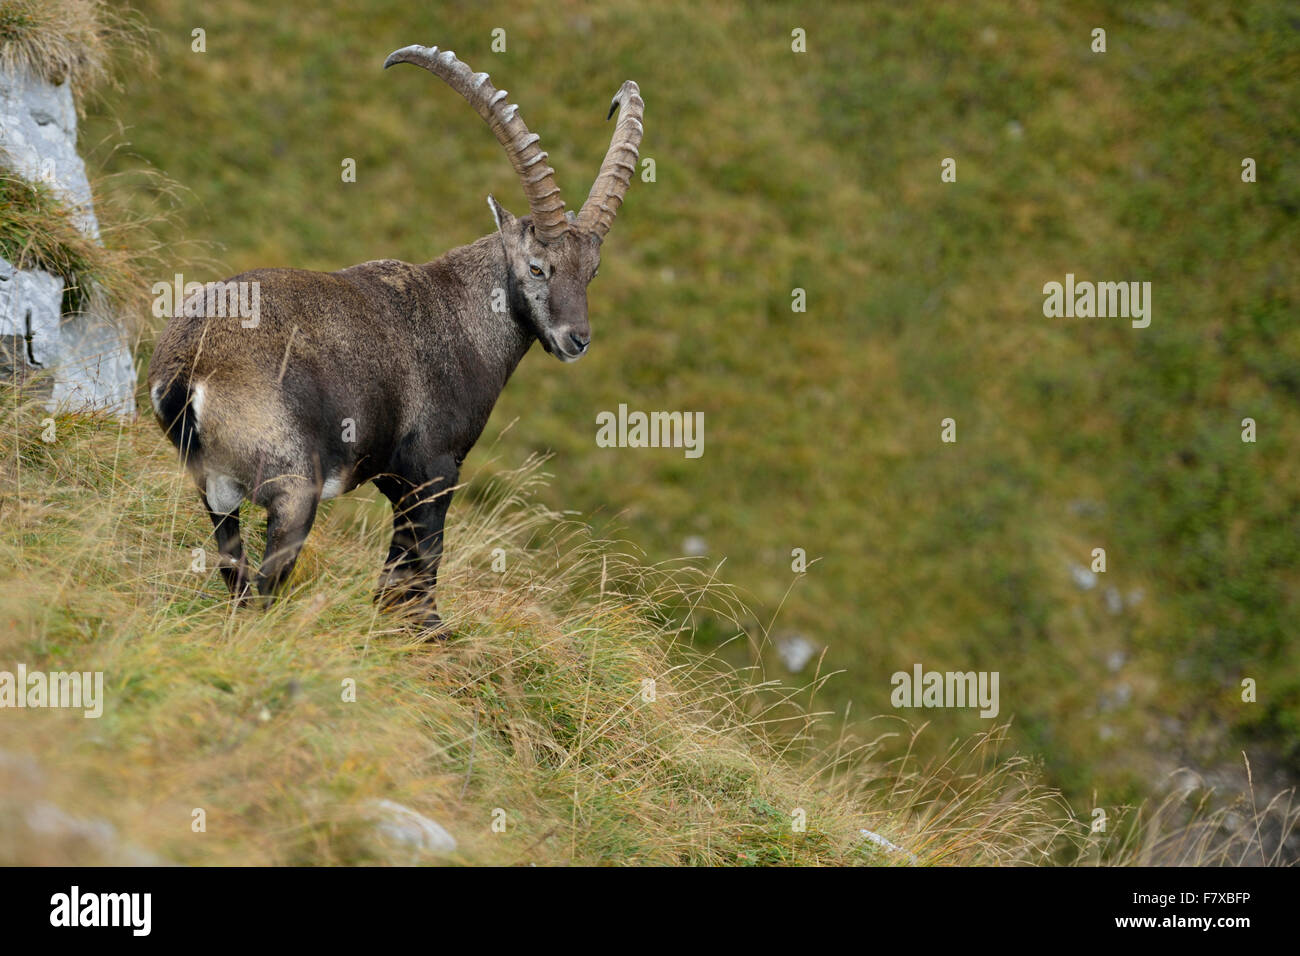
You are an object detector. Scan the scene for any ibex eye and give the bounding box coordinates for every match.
[529,264,544,278]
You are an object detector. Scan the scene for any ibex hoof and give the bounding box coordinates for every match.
[422,619,453,643]
[378,590,452,640]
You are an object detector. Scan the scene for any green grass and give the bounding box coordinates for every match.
[31,0,1300,853]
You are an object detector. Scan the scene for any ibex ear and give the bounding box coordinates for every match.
[486,194,516,234]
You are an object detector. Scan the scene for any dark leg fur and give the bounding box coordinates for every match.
[204,494,250,603]
[374,456,457,640]
[254,484,319,603]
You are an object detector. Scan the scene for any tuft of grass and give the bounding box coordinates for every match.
[0,0,147,106]
[1096,765,1300,867]
[0,166,182,342]
[0,172,112,311]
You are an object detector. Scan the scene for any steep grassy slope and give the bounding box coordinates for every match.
[3,0,1298,866]
[0,392,1099,865]
[81,0,1300,819]
[5,392,1294,864]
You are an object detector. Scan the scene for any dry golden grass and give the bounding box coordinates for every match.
[0,0,147,105]
[0,164,190,343]
[0,385,1292,865]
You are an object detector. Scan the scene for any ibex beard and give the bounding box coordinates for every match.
[147,45,644,639]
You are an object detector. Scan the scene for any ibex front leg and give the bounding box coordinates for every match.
[374,457,457,640]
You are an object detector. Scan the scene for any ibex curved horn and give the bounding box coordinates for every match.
[384,45,570,243]
[576,81,644,240]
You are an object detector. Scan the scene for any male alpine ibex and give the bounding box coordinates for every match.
[148,46,644,637]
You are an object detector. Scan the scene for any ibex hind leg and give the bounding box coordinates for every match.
[254,482,319,605]
[203,493,250,604]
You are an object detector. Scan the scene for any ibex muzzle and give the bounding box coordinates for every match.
[147,46,644,637]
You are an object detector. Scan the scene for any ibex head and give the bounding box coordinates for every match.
[384,46,644,362]
[485,196,599,361]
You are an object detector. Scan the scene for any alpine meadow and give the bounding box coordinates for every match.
[0,0,1297,875]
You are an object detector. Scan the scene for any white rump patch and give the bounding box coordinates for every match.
[206,473,243,514]
[149,381,164,416]
[190,382,206,431]
[321,472,347,501]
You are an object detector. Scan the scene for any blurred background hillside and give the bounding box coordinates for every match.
[85,0,1298,823]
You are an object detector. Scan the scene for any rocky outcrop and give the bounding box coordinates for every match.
[0,260,63,394]
[0,67,135,417]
